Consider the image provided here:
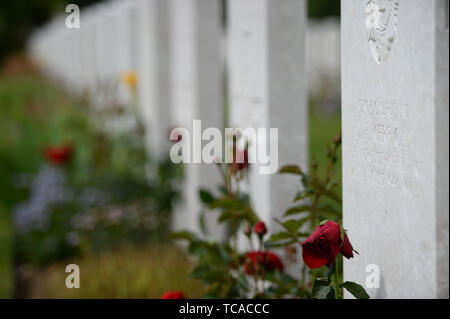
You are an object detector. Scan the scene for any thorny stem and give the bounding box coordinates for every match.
[216,164,243,280]
[333,260,341,299]
[309,140,340,230]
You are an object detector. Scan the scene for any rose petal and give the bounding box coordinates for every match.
[341,233,354,259]
[301,242,329,269]
[323,221,342,265]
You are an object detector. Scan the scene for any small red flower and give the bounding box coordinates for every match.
[160,291,186,299]
[231,149,249,174]
[243,251,284,275]
[265,251,284,272]
[254,221,267,237]
[244,223,252,237]
[244,251,265,275]
[44,143,73,165]
[301,220,354,269]
[169,128,183,143]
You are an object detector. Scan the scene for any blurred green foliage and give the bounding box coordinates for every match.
[309,109,342,196]
[0,204,12,298]
[1,0,340,64]
[0,72,183,297]
[0,0,102,63]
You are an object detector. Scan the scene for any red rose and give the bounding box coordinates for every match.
[44,143,73,165]
[244,223,252,236]
[231,149,249,174]
[301,221,353,269]
[254,220,267,237]
[244,251,284,275]
[265,251,284,272]
[244,251,265,275]
[160,291,186,299]
[168,127,183,143]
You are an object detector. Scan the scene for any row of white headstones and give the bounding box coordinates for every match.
[28,0,448,299]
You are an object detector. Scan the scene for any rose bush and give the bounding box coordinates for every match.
[301,220,353,269]
[10,75,183,267]
[170,132,369,299]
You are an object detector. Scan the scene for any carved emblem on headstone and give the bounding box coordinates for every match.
[365,0,399,64]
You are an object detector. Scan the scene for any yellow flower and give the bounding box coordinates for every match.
[120,71,138,90]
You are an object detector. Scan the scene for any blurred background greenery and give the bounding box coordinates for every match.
[0,0,341,298]
[0,0,339,64]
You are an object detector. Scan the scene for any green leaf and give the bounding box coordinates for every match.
[191,265,210,279]
[326,180,338,190]
[264,238,297,248]
[218,210,235,223]
[310,180,342,204]
[321,189,342,204]
[204,284,222,299]
[211,196,258,224]
[326,262,335,281]
[268,232,293,242]
[300,175,310,188]
[293,190,313,202]
[284,204,311,216]
[279,165,303,176]
[327,286,336,299]
[199,189,215,205]
[296,232,311,238]
[199,211,208,235]
[316,203,341,216]
[188,240,209,255]
[312,278,333,299]
[319,219,329,226]
[169,230,197,241]
[340,281,370,299]
[191,265,224,284]
[276,219,302,234]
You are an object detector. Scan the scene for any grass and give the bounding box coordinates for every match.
[26,244,207,298]
[0,204,12,298]
[309,109,342,197]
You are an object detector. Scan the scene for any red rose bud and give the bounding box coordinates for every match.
[264,251,284,272]
[231,149,249,174]
[254,221,267,238]
[243,251,284,275]
[160,291,186,299]
[244,223,252,237]
[301,220,354,269]
[44,143,73,165]
[169,128,183,143]
[244,251,265,275]
[333,134,341,145]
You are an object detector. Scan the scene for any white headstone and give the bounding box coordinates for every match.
[136,0,171,158]
[114,0,139,106]
[227,0,308,233]
[93,3,122,109]
[342,0,449,298]
[169,0,225,238]
[79,8,99,99]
